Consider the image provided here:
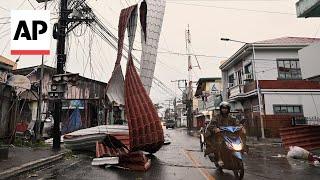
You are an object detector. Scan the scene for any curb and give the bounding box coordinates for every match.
[0,151,67,179]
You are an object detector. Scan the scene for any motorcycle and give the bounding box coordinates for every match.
[211,126,245,179]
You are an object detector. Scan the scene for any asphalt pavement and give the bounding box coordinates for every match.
[15,127,320,180]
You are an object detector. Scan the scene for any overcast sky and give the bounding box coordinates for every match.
[0,0,319,106]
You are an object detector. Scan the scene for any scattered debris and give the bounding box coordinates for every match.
[63,0,168,172]
[287,146,310,160]
[63,125,129,152]
[44,136,64,145]
[271,154,286,158]
[287,146,320,166]
[27,173,38,178]
[164,134,171,145]
[92,157,119,166]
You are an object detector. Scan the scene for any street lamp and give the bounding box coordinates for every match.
[221,37,265,139]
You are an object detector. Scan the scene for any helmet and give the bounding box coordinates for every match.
[219,101,230,109]
[219,101,231,114]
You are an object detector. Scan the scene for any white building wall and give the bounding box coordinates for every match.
[264,92,320,117]
[221,70,229,101]
[222,49,300,94]
[254,49,300,80]
[298,42,320,79]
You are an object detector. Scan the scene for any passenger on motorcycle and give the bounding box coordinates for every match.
[204,101,247,166]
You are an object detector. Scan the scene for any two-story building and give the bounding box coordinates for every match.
[220,37,320,137]
[194,77,222,129]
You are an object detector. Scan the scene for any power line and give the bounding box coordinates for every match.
[133,48,228,58]
[167,1,296,15]
[27,0,36,9]
[18,0,28,9]
[0,6,9,11]
[88,24,176,97]
[132,48,283,62]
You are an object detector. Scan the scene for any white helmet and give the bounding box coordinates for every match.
[219,101,231,110]
[220,101,231,114]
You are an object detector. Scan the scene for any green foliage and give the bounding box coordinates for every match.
[13,137,48,148]
[64,150,77,160]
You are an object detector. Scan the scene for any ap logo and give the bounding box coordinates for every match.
[11,10,51,55]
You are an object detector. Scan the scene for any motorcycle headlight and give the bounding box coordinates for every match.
[232,144,243,151]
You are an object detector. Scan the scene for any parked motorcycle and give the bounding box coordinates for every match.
[211,126,245,179]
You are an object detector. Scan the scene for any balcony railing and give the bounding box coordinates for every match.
[243,81,257,93]
[228,84,245,98]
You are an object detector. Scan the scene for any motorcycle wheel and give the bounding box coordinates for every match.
[233,162,244,180]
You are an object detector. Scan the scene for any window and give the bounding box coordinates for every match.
[228,74,235,87]
[236,70,243,85]
[274,105,303,114]
[277,59,302,80]
[244,63,252,74]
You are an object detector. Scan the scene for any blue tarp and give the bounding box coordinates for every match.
[62,108,82,134]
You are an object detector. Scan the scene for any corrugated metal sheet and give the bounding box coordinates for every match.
[106,4,164,154]
[96,141,129,158]
[139,0,166,94]
[106,5,138,105]
[280,125,320,151]
[125,55,164,153]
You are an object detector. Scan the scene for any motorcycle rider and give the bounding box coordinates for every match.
[204,101,247,167]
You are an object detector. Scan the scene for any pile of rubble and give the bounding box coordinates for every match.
[63,125,153,171]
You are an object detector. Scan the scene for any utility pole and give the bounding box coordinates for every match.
[185,25,193,131]
[252,44,265,139]
[52,0,68,150]
[45,0,92,150]
[165,99,172,120]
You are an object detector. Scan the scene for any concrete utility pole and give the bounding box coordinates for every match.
[47,0,93,150]
[185,25,193,131]
[52,0,68,150]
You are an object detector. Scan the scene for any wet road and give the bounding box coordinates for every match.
[17,128,320,180]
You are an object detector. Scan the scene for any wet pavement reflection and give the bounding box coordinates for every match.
[17,128,320,180]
